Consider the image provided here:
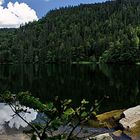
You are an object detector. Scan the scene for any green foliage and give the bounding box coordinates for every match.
[64,108,75,116]
[1,91,98,140]
[17,92,47,111]
[31,135,38,140]
[0,29,17,63]
[99,47,140,64]
[1,0,140,63]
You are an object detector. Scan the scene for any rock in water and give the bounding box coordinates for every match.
[119,105,140,129]
[113,130,122,137]
[87,133,113,140]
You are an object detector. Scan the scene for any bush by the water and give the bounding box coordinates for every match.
[1,91,98,140]
[99,47,140,64]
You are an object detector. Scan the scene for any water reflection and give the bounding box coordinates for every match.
[0,64,140,113]
[0,103,37,134]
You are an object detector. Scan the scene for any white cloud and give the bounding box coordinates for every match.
[0,2,38,28]
[0,0,4,5]
[0,103,37,132]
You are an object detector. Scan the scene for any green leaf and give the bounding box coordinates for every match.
[64,99,72,105]
[92,111,96,116]
[95,100,98,105]
[51,119,61,130]
[81,111,88,117]
[81,99,89,104]
[46,102,54,110]
[64,108,75,116]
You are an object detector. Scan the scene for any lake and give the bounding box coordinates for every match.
[0,64,140,113]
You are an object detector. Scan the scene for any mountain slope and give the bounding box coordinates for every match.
[1,0,140,63]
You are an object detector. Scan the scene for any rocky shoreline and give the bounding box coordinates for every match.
[0,106,140,140]
[88,105,140,140]
[0,134,30,140]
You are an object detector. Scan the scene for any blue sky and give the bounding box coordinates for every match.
[3,0,106,18]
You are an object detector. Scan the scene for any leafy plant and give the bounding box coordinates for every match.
[1,91,99,140]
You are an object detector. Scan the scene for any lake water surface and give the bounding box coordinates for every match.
[0,64,140,113]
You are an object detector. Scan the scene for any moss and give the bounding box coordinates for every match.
[97,110,123,121]
[88,110,124,128]
[89,109,140,139]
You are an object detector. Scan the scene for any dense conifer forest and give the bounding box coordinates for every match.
[1,0,140,64]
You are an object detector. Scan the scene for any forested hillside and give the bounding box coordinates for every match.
[1,0,140,64]
[0,29,17,63]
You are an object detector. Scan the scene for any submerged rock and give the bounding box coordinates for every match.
[87,133,113,140]
[112,130,132,140]
[113,130,122,137]
[119,105,140,129]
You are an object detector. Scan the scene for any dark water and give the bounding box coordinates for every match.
[0,64,140,113]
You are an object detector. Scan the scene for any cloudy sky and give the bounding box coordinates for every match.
[0,0,106,28]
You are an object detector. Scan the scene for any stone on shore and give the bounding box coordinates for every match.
[112,130,122,137]
[87,133,113,140]
[119,105,140,129]
[0,134,30,140]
